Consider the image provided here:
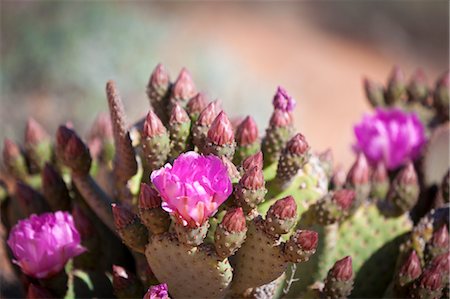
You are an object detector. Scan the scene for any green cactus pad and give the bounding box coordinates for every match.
[231,218,287,295]
[145,233,232,299]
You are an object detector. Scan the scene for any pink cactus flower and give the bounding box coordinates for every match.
[7,211,86,279]
[143,283,170,299]
[353,108,426,170]
[273,86,296,112]
[151,151,232,227]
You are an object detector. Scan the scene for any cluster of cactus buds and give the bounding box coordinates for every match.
[0,64,448,299]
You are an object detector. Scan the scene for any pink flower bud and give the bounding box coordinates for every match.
[397,162,418,186]
[240,166,265,190]
[143,110,167,138]
[242,151,263,172]
[333,189,355,210]
[221,207,246,233]
[295,230,319,251]
[172,68,196,101]
[431,224,449,249]
[25,118,49,145]
[169,103,190,125]
[399,250,421,283]
[65,135,89,160]
[286,133,309,155]
[56,125,75,149]
[139,183,162,209]
[431,252,450,274]
[418,267,442,290]
[151,152,232,227]
[346,154,370,185]
[330,256,353,281]
[269,110,293,127]
[207,111,235,146]
[236,116,259,146]
[372,163,388,183]
[7,212,86,278]
[197,101,219,126]
[3,138,21,161]
[187,92,208,116]
[270,196,297,219]
[148,63,170,90]
[143,283,170,299]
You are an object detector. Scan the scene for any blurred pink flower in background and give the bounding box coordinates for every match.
[353,108,426,170]
[7,211,86,279]
[151,151,232,227]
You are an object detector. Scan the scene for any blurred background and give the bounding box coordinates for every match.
[1,1,448,167]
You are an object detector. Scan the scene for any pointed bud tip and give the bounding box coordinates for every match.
[207,111,235,145]
[397,162,418,186]
[65,134,88,158]
[240,166,265,190]
[331,256,353,281]
[149,63,170,88]
[236,116,259,146]
[242,151,263,172]
[347,154,370,185]
[197,101,219,126]
[399,250,421,281]
[25,118,49,145]
[112,204,136,229]
[296,230,319,251]
[3,138,21,160]
[172,67,196,101]
[270,109,293,127]
[143,110,166,137]
[139,183,162,209]
[222,207,246,232]
[432,223,449,248]
[286,133,309,155]
[333,189,355,210]
[56,125,75,148]
[187,92,208,115]
[170,103,190,124]
[419,267,442,290]
[270,196,297,219]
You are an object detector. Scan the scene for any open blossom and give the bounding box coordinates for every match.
[144,283,170,299]
[151,151,232,227]
[353,108,426,170]
[7,211,86,279]
[273,86,296,112]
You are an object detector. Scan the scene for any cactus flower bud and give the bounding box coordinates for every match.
[112,265,144,299]
[235,166,267,214]
[25,118,52,171]
[430,252,450,274]
[434,71,449,120]
[398,250,422,286]
[272,86,296,112]
[265,196,297,236]
[88,113,114,161]
[143,110,167,138]
[234,116,261,164]
[144,284,170,299]
[333,189,356,210]
[64,133,92,174]
[204,111,236,159]
[168,103,192,156]
[386,65,407,104]
[3,138,28,178]
[345,153,370,209]
[242,151,263,172]
[192,101,220,152]
[315,189,355,225]
[262,109,294,167]
[426,224,449,260]
[275,133,310,188]
[284,230,318,263]
[387,161,419,215]
[363,77,385,107]
[214,207,247,259]
[25,118,50,145]
[138,183,170,234]
[171,68,196,104]
[148,63,170,95]
[112,203,149,253]
[323,256,354,299]
[413,267,443,299]
[408,68,430,104]
[27,284,55,299]
[186,92,208,122]
[370,163,389,200]
[56,125,75,152]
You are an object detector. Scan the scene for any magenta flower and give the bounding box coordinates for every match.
[151,151,232,227]
[143,283,170,299]
[7,211,86,278]
[353,108,426,170]
[273,86,296,112]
